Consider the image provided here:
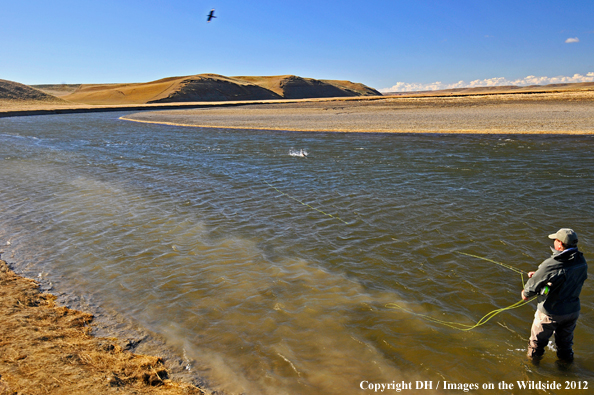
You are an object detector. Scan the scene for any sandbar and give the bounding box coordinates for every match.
[121,91,594,134]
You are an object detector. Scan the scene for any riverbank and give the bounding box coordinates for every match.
[120,90,594,134]
[0,259,204,394]
[3,90,594,135]
[0,97,371,118]
[0,98,283,118]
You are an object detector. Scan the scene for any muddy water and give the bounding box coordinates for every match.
[0,112,593,394]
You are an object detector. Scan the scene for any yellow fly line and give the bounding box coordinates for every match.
[456,251,528,287]
[386,252,537,331]
[264,180,536,331]
[264,181,351,225]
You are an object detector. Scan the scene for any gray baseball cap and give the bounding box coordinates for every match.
[548,228,578,247]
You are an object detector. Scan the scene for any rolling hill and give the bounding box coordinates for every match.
[234,75,381,99]
[0,79,65,103]
[54,74,382,105]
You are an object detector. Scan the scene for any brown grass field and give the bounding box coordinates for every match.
[21,74,380,105]
[0,259,204,394]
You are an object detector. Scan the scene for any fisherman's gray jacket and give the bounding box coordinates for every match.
[523,248,587,315]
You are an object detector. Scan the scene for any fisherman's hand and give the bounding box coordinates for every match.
[521,290,528,301]
[527,271,535,278]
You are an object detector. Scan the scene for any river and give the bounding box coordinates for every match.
[0,112,592,394]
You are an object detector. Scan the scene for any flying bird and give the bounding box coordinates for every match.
[207,9,216,22]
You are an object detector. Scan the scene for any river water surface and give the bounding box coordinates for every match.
[0,113,593,394]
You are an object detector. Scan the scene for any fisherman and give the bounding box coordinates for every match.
[521,228,587,362]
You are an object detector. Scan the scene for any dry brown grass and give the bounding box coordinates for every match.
[0,80,66,103]
[62,79,183,105]
[30,84,82,97]
[232,75,290,96]
[0,99,86,111]
[52,74,380,105]
[233,75,380,99]
[54,74,279,104]
[0,259,203,395]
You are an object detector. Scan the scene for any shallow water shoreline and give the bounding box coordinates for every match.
[0,258,207,394]
[0,99,279,118]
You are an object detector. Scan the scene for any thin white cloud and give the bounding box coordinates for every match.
[380,72,594,92]
[565,37,580,43]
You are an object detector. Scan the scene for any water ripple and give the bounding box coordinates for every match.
[1,114,593,393]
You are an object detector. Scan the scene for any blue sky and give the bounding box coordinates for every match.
[1,0,593,91]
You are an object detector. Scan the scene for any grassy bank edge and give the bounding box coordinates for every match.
[0,258,205,395]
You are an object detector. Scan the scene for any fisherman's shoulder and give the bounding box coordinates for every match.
[539,254,562,268]
[575,249,587,264]
[533,256,563,277]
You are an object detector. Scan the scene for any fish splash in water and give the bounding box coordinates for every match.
[289,149,308,157]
